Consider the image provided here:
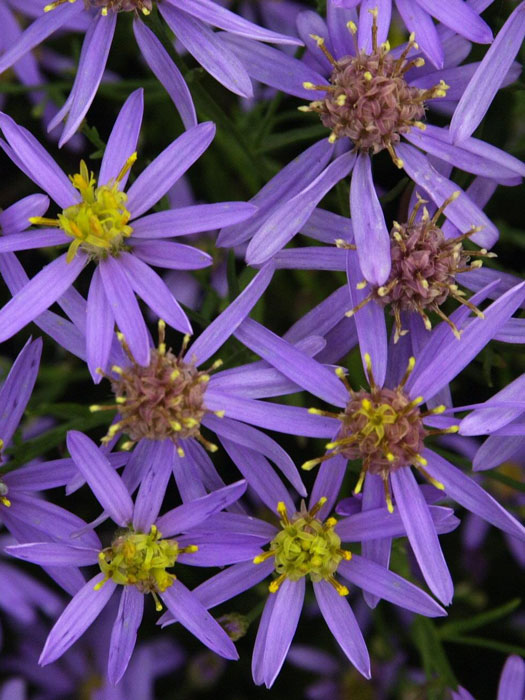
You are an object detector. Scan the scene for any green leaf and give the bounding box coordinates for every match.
[443,636,525,657]
[439,598,521,638]
[412,617,457,688]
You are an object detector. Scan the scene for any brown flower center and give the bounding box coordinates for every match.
[344,194,495,341]
[303,356,458,511]
[301,11,448,167]
[93,321,223,454]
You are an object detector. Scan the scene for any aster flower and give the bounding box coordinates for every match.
[0,0,300,145]
[218,5,523,281]
[0,89,257,375]
[86,263,313,506]
[268,176,525,358]
[231,283,525,605]
[161,482,455,688]
[6,430,256,683]
[329,0,494,69]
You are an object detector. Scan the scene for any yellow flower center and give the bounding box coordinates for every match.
[254,500,352,596]
[29,154,136,262]
[95,525,197,610]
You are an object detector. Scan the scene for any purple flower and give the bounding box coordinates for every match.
[231,284,525,604]
[161,486,451,688]
[84,262,316,506]
[0,89,257,375]
[0,0,300,144]
[218,5,522,278]
[6,430,256,683]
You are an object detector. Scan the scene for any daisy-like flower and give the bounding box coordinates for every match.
[161,481,456,688]
[0,89,257,375]
[218,4,522,281]
[329,0,494,69]
[232,282,525,605]
[0,0,300,145]
[86,263,312,506]
[6,431,256,684]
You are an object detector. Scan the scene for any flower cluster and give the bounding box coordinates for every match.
[0,1,524,698]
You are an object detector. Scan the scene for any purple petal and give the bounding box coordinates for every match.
[117,252,191,334]
[205,389,339,437]
[39,573,116,665]
[391,467,453,605]
[395,0,443,68]
[160,579,238,659]
[57,13,117,147]
[358,0,391,52]
[396,143,498,249]
[0,3,82,75]
[99,88,144,187]
[0,229,69,253]
[407,282,525,400]
[498,655,525,700]
[131,237,210,272]
[473,434,525,472]
[6,542,100,567]
[108,586,144,685]
[0,338,41,445]
[0,252,85,344]
[159,6,253,97]
[193,559,274,610]
[339,555,446,616]
[218,140,334,248]
[221,32,325,100]
[127,122,215,218]
[0,193,49,234]
[133,19,197,130]
[252,593,277,685]
[313,580,371,678]
[424,449,525,541]
[98,256,151,367]
[219,437,296,514]
[186,262,274,365]
[205,414,305,496]
[350,153,391,285]
[346,249,387,387]
[246,153,355,265]
[360,472,391,608]
[133,439,174,532]
[0,114,78,208]
[156,480,247,536]
[169,0,301,44]
[132,202,257,238]
[172,444,208,502]
[415,0,493,43]
[450,2,525,143]
[177,535,263,566]
[309,453,347,520]
[403,128,523,183]
[86,266,114,382]
[460,374,525,436]
[235,318,348,407]
[66,431,134,527]
[263,578,304,688]
[285,285,349,344]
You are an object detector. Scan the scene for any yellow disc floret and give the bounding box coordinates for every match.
[59,161,133,262]
[29,154,137,263]
[95,525,197,609]
[254,500,352,596]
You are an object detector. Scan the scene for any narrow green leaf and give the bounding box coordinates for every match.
[412,617,458,687]
[439,598,521,638]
